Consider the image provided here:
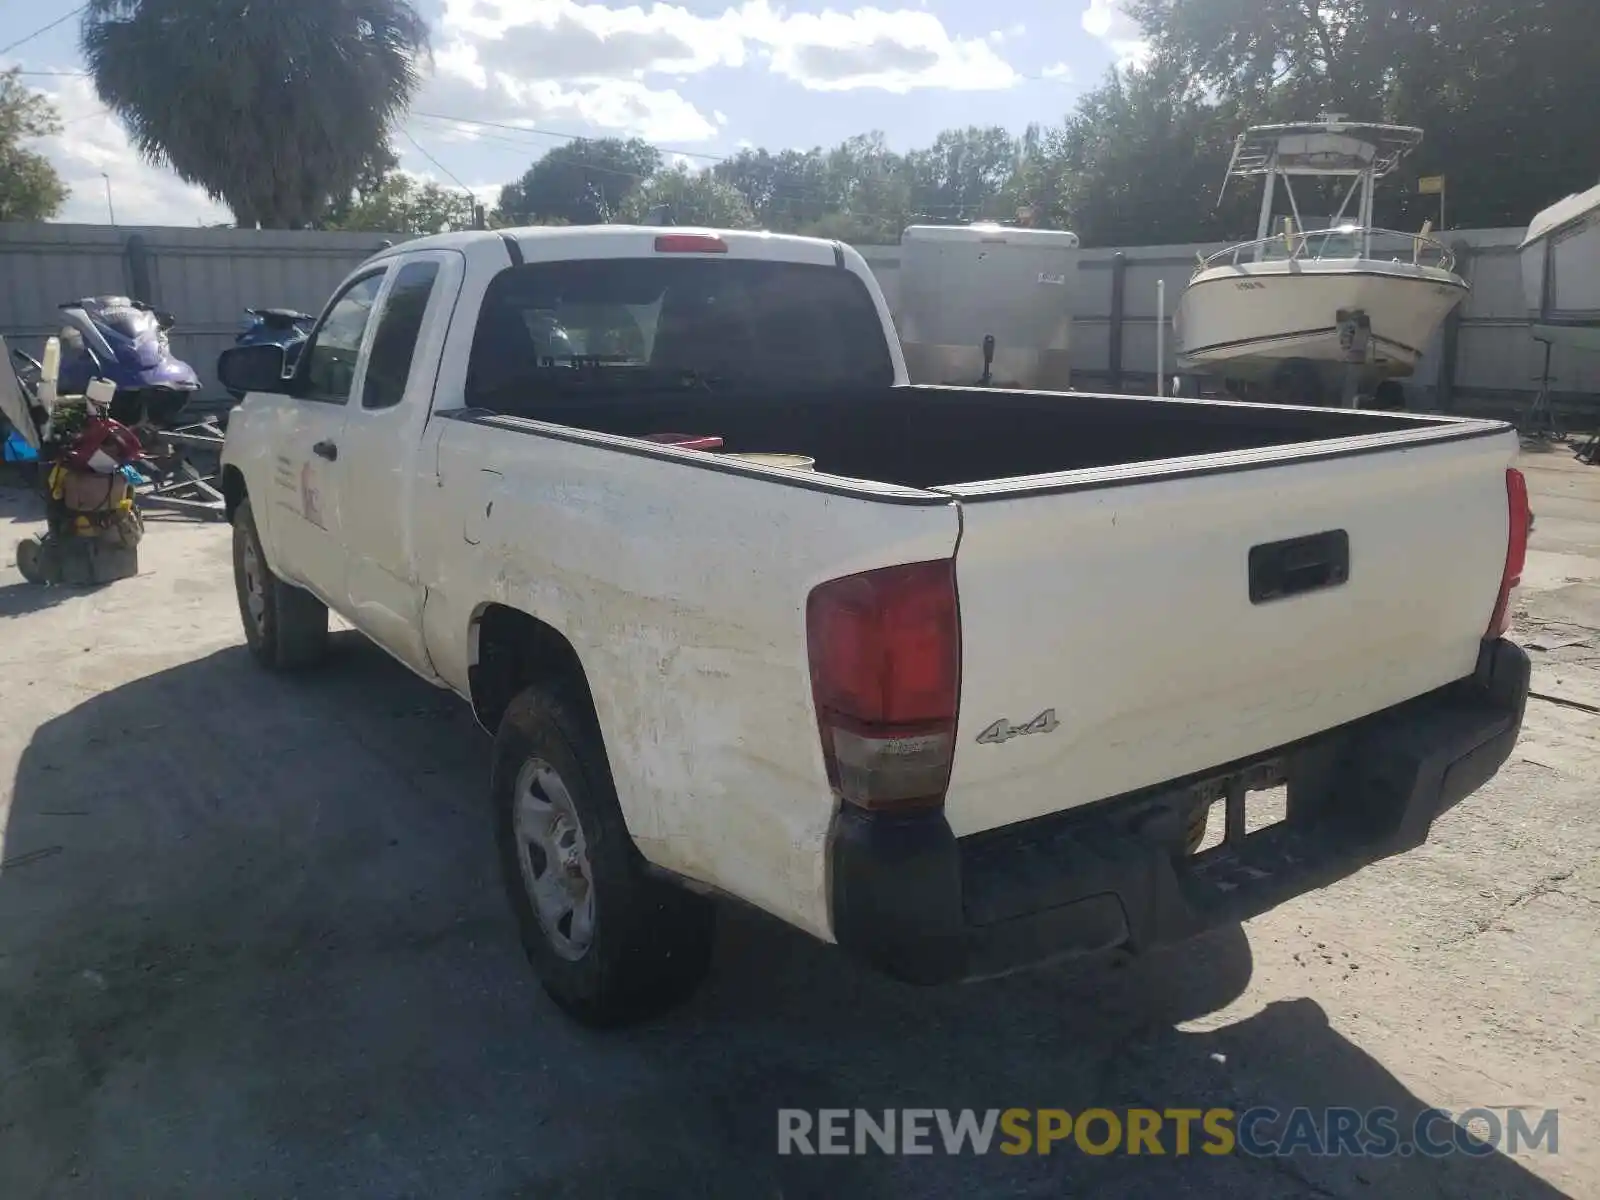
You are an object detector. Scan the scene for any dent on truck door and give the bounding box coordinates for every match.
[271,270,386,605]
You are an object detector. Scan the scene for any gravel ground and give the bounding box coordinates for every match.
[0,448,1596,1199]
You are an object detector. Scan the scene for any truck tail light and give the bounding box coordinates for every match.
[807,560,961,813]
[1487,467,1530,638]
[654,234,727,253]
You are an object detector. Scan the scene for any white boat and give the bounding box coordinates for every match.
[1520,181,1600,353]
[1176,117,1469,406]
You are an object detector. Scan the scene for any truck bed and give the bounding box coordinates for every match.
[477,383,1485,493]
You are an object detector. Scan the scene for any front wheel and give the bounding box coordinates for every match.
[493,686,714,1027]
[15,536,52,585]
[231,497,328,670]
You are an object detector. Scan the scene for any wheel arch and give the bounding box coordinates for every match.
[222,464,247,523]
[468,603,601,741]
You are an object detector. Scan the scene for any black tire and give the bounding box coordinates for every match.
[231,497,328,670]
[15,536,49,585]
[493,685,714,1027]
[1272,360,1324,406]
[1372,380,1407,412]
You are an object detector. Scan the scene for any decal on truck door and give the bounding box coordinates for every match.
[976,709,1061,745]
[300,462,326,529]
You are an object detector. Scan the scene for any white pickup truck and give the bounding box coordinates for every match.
[218,225,1532,1027]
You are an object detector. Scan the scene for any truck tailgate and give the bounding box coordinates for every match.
[941,430,1517,838]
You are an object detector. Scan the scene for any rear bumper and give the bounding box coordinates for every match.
[828,638,1530,985]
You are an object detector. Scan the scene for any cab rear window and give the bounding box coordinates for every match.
[465,257,894,406]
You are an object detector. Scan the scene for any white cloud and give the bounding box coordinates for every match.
[457,0,748,81]
[1041,61,1071,80]
[420,62,721,142]
[1080,0,1150,70]
[429,0,1018,120]
[24,75,230,226]
[735,2,1017,92]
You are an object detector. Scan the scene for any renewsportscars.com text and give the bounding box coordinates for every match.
[777,1107,1559,1159]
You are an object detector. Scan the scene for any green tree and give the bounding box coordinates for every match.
[1048,56,1250,245]
[990,123,1075,230]
[494,138,661,226]
[1126,0,1407,116]
[903,126,1021,223]
[1386,0,1597,229]
[802,132,912,244]
[321,142,401,227]
[0,68,70,222]
[617,165,757,229]
[711,147,830,231]
[1126,0,1599,230]
[81,0,428,229]
[326,173,476,234]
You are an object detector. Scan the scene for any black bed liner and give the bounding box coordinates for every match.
[442,386,1513,505]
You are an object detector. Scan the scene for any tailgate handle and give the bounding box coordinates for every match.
[1249,530,1349,604]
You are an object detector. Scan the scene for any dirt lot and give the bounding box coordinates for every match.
[1,448,1597,1199]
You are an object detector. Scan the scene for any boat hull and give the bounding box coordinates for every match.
[1175,261,1469,384]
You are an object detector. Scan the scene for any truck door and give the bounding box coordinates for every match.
[267,268,387,605]
[338,251,461,676]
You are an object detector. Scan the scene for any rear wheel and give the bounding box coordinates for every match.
[232,497,328,670]
[1271,360,1325,406]
[493,685,714,1027]
[1372,380,1407,411]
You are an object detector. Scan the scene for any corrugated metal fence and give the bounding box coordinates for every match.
[2,221,1595,420]
[0,223,404,397]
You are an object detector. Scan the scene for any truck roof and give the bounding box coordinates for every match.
[370,224,854,268]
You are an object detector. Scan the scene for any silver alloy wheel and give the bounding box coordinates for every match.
[513,757,596,961]
[240,533,267,633]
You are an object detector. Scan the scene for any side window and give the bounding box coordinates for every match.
[300,271,386,403]
[363,260,441,410]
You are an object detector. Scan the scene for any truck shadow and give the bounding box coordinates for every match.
[0,637,1571,1199]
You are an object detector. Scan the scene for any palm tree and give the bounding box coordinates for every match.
[82,0,428,228]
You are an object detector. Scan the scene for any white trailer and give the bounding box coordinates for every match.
[896,223,1081,391]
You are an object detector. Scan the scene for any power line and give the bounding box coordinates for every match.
[399,127,476,196]
[0,5,88,59]
[412,110,728,164]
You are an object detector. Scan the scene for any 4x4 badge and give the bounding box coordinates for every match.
[976,709,1060,745]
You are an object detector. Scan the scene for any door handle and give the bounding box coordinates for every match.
[1249,530,1349,603]
[313,440,338,461]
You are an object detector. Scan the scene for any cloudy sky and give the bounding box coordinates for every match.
[3,0,1147,225]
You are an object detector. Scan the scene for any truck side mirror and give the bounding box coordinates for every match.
[218,343,291,396]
